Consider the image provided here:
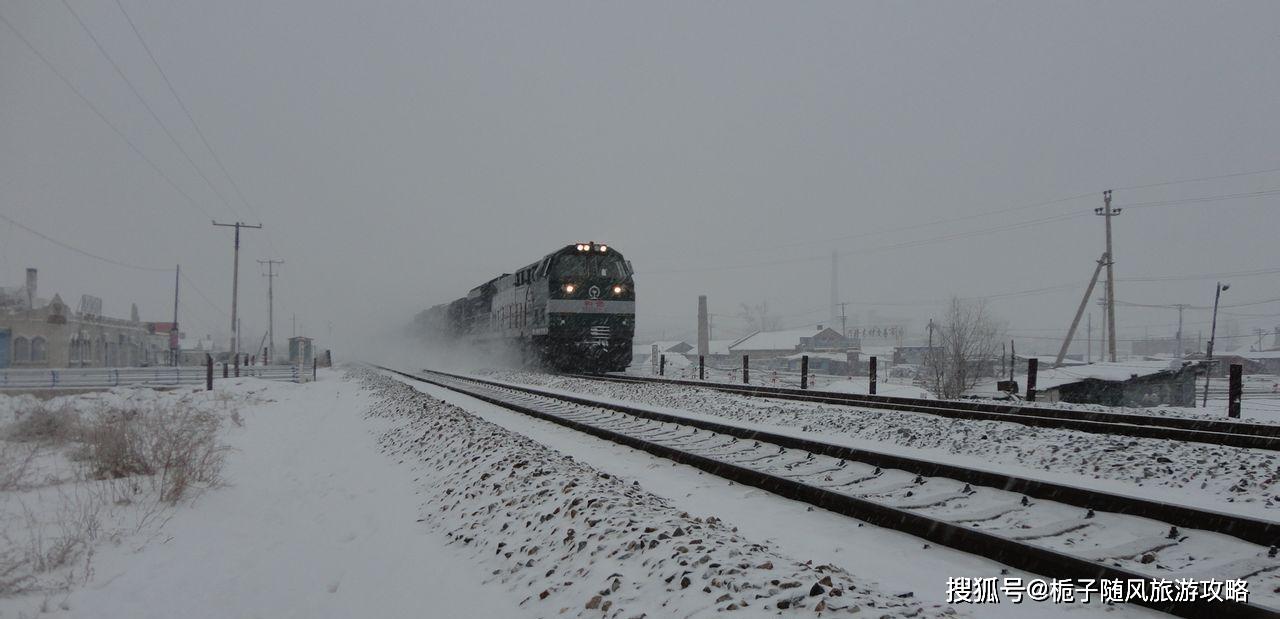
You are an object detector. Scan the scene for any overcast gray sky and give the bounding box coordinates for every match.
[2,0,1278,357]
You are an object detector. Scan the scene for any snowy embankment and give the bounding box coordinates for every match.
[0,385,243,612]
[1,374,525,618]
[484,371,1280,518]
[360,368,950,617]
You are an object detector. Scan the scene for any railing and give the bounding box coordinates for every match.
[0,365,307,390]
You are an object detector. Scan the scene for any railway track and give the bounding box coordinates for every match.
[576,373,1280,451]
[379,365,1280,618]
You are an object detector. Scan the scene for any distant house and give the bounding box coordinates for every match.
[729,327,850,365]
[0,268,159,368]
[782,351,850,374]
[1032,360,1204,407]
[650,341,694,354]
[1239,350,1280,375]
[632,341,694,371]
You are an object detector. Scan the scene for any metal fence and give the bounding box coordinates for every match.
[0,365,307,390]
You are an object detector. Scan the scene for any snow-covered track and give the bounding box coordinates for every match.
[379,365,1280,618]
[581,373,1280,451]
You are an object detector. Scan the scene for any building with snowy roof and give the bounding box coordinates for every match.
[0,268,160,368]
[728,327,850,365]
[1033,360,1204,407]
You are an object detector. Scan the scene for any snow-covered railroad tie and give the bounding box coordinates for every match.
[378,365,1280,618]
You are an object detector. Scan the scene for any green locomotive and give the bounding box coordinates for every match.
[417,242,635,372]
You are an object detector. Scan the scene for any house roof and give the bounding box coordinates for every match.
[648,340,693,353]
[707,339,741,356]
[783,352,848,362]
[1015,354,1089,367]
[730,328,839,352]
[1035,360,1197,391]
[1237,350,1280,360]
[855,345,896,358]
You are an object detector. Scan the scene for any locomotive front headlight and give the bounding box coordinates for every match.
[612,285,623,294]
[598,245,608,252]
[563,284,576,293]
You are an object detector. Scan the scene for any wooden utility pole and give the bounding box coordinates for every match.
[259,259,283,364]
[1086,313,1091,362]
[1173,304,1190,359]
[171,265,180,366]
[213,221,262,362]
[1095,191,1121,362]
[1054,253,1107,367]
[697,295,709,358]
[1203,282,1229,407]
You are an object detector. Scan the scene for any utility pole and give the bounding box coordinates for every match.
[258,259,283,365]
[1086,313,1092,363]
[292,313,297,338]
[1173,304,1190,359]
[1203,282,1230,407]
[171,264,180,366]
[697,295,710,358]
[212,221,262,362]
[1054,253,1107,367]
[1096,295,1108,362]
[830,250,839,328]
[838,302,850,339]
[1095,190,1122,362]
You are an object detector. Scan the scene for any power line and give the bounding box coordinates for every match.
[644,211,1087,275]
[111,0,277,238]
[1110,166,1280,192]
[0,211,169,272]
[178,271,227,318]
[0,10,214,219]
[58,0,239,220]
[1120,189,1280,210]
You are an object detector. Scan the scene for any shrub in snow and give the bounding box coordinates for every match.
[5,402,80,445]
[81,404,227,503]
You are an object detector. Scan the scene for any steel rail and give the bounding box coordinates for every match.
[380,365,1278,618]
[579,373,1280,451]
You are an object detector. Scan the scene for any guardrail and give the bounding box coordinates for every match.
[0,365,307,390]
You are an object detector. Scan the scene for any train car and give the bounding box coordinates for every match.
[420,242,635,372]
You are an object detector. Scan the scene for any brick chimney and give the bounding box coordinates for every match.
[25,268,36,309]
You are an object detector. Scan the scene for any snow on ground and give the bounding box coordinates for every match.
[482,371,1280,520]
[822,379,934,399]
[364,368,950,617]
[0,373,524,618]
[397,372,1158,619]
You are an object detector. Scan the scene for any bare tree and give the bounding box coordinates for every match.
[925,297,1003,398]
[738,301,781,333]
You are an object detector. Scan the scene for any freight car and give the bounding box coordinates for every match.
[416,242,635,372]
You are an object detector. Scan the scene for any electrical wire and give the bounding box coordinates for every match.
[0,211,170,272]
[111,0,285,259]
[0,10,214,220]
[58,0,240,220]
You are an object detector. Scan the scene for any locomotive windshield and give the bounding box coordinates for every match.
[554,255,628,280]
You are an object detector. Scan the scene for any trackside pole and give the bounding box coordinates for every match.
[742,355,749,384]
[699,355,705,380]
[869,356,877,395]
[1228,363,1243,419]
[801,355,809,390]
[223,362,228,379]
[1026,358,1039,402]
[659,354,665,376]
[234,353,240,378]
[206,354,213,391]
